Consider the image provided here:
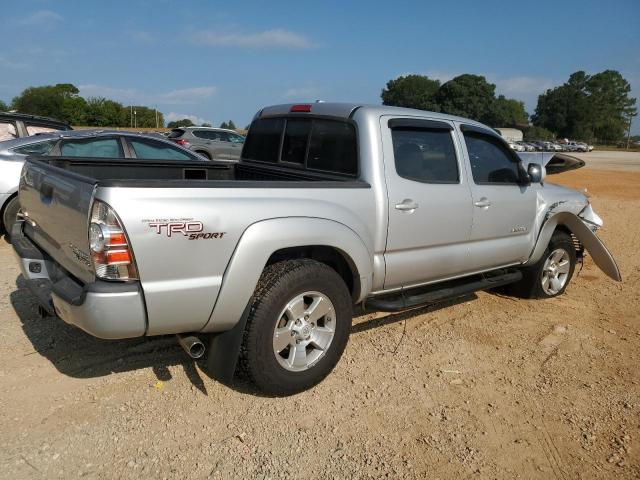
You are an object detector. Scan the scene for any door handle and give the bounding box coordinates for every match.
[395,199,419,212]
[474,198,492,208]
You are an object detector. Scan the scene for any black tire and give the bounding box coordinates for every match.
[2,195,20,239]
[238,259,352,396]
[196,150,211,160]
[508,230,576,299]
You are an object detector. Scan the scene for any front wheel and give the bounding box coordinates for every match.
[238,259,352,396]
[508,231,577,299]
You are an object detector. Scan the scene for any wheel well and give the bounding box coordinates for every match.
[195,150,211,159]
[554,224,584,258]
[266,246,359,300]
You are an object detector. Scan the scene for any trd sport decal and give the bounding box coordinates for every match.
[142,218,225,240]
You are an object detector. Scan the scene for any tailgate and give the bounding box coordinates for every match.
[19,159,97,283]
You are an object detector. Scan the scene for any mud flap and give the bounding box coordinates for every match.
[203,303,251,384]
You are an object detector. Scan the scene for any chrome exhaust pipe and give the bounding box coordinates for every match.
[176,334,206,359]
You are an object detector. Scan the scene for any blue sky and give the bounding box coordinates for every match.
[1,0,639,133]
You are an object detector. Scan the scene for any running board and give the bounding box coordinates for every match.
[364,269,522,312]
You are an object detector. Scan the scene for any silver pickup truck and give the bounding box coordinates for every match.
[12,103,621,395]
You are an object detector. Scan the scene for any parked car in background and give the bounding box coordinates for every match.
[508,141,525,152]
[517,141,535,152]
[167,127,245,161]
[0,112,71,141]
[0,130,207,236]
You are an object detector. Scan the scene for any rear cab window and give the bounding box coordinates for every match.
[242,117,358,176]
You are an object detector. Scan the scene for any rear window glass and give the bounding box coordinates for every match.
[307,120,357,175]
[60,138,123,158]
[242,117,357,175]
[130,138,196,161]
[13,140,57,156]
[281,119,311,164]
[168,129,185,139]
[242,118,285,163]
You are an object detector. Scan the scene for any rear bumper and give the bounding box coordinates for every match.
[12,221,147,339]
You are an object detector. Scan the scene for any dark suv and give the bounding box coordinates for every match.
[0,112,71,142]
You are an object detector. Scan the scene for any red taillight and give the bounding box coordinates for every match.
[89,201,138,280]
[290,104,312,113]
[106,250,132,265]
[175,139,190,146]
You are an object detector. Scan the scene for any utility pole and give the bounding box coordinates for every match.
[134,109,137,129]
[155,107,159,129]
[626,115,633,150]
[130,105,133,128]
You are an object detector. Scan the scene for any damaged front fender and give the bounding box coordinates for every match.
[527,212,622,282]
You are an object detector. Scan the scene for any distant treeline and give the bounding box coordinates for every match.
[0,83,164,128]
[381,70,637,143]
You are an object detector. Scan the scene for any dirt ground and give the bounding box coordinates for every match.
[1,155,639,479]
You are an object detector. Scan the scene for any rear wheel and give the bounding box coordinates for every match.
[508,231,576,299]
[238,259,352,396]
[2,196,20,240]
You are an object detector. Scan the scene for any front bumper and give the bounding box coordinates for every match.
[12,221,147,339]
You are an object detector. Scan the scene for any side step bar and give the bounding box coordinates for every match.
[364,269,522,312]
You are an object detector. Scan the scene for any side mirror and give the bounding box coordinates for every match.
[527,163,543,184]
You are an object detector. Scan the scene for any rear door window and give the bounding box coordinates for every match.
[129,138,198,161]
[60,138,123,158]
[0,122,17,141]
[192,130,210,139]
[391,128,459,183]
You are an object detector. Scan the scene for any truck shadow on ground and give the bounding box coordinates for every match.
[11,275,477,397]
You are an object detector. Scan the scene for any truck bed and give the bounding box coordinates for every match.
[37,156,369,188]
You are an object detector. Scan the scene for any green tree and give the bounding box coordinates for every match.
[124,106,163,128]
[85,97,124,127]
[533,70,636,142]
[487,95,528,127]
[167,118,195,128]
[523,125,554,141]
[11,83,89,124]
[227,120,236,130]
[434,74,496,124]
[381,74,441,111]
[0,99,8,111]
[201,122,212,127]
